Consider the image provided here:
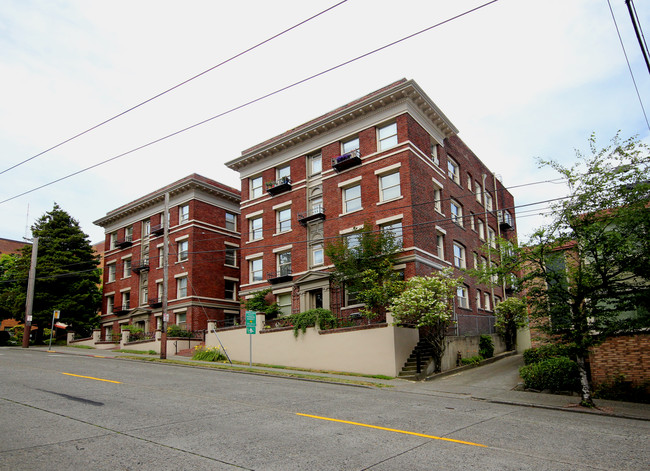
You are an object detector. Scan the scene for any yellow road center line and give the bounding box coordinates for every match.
[296,413,487,448]
[61,372,121,384]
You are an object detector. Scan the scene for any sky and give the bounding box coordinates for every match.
[1,0,648,245]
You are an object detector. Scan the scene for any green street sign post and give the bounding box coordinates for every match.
[245,310,256,366]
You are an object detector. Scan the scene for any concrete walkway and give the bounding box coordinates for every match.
[22,345,650,421]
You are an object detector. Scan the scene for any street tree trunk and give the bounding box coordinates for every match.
[575,353,594,407]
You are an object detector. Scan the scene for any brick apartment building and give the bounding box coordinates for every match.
[0,237,29,256]
[226,79,517,334]
[93,174,241,339]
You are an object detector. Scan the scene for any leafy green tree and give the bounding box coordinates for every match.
[494,297,527,351]
[523,134,650,407]
[0,253,21,320]
[389,270,463,373]
[325,222,402,319]
[1,204,102,339]
[242,287,281,318]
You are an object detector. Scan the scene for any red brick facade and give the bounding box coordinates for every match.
[227,80,517,334]
[589,333,650,387]
[94,174,241,338]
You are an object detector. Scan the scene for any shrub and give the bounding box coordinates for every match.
[519,356,580,391]
[461,355,483,365]
[192,345,226,362]
[167,324,193,338]
[523,343,575,365]
[479,334,494,359]
[593,374,650,404]
[290,309,337,337]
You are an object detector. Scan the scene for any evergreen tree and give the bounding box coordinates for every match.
[2,204,102,339]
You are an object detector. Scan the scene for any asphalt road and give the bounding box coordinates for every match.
[1,348,648,470]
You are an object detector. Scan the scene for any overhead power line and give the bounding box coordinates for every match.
[0,0,350,176]
[0,0,500,206]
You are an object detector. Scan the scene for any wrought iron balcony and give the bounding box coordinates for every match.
[297,205,326,225]
[266,176,292,196]
[132,258,150,273]
[114,304,130,315]
[331,149,361,172]
[115,235,133,249]
[498,211,514,231]
[148,297,163,308]
[150,224,164,236]
[267,270,293,285]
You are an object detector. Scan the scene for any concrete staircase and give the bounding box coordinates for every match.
[398,339,434,380]
[175,348,194,357]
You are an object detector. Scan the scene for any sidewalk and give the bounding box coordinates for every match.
[27,346,650,421]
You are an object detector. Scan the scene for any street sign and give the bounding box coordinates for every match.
[53,310,60,319]
[245,310,256,334]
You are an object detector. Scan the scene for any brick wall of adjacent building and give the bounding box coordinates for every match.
[588,333,650,386]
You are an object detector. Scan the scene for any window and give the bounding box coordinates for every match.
[343,185,362,213]
[250,258,263,283]
[342,136,359,154]
[469,212,476,231]
[485,192,493,211]
[250,216,263,241]
[178,240,188,262]
[125,226,133,241]
[433,184,442,213]
[379,172,401,201]
[140,285,148,306]
[109,233,117,250]
[346,233,361,249]
[157,282,163,303]
[344,285,360,307]
[224,280,237,300]
[277,208,291,233]
[502,210,514,227]
[277,293,292,316]
[142,219,151,237]
[177,276,188,298]
[478,219,485,240]
[309,154,322,175]
[494,295,502,306]
[436,234,445,259]
[122,258,131,278]
[488,227,497,248]
[277,251,292,277]
[453,243,466,268]
[476,290,482,310]
[225,246,237,266]
[225,212,237,231]
[106,295,114,315]
[179,204,189,223]
[431,144,440,165]
[473,252,479,269]
[158,246,165,268]
[450,200,463,226]
[378,122,398,151]
[176,312,187,328]
[122,291,130,310]
[277,165,290,180]
[484,292,491,311]
[457,286,469,309]
[447,157,459,184]
[475,181,482,203]
[382,221,403,247]
[311,243,324,266]
[107,263,116,283]
[250,176,263,199]
[467,174,472,191]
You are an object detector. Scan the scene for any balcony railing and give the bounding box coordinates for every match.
[267,269,293,285]
[498,211,514,231]
[116,235,133,249]
[150,224,164,236]
[266,176,292,196]
[114,304,130,315]
[148,297,163,308]
[331,149,361,172]
[132,258,150,273]
[297,205,326,225]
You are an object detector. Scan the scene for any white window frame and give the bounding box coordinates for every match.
[176,276,188,298]
[250,258,263,283]
[478,219,485,240]
[107,262,116,283]
[179,204,189,224]
[121,290,131,310]
[224,279,237,300]
[225,212,237,231]
[309,153,322,176]
[250,216,263,241]
[343,184,362,214]
[447,156,459,184]
[488,227,497,248]
[311,243,324,267]
[381,220,403,247]
[250,176,263,199]
[475,181,483,203]
[106,295,114,315]
[457,286,469,309]
[277,207,291,233]
[125,226,133,241]
[485,191,493,212]
[484,292,491,311]
[431,143,440,166]
[277,250,292,277]
[224,243,237,267]
[122,257,131,279]
[450,200,463,226]
[378,122,398,151]
[453,243,466,269]
[175,311,187,328]
[109,233,117,250]
[476,290,482,310]
[277,292,292,316]
[177,240,189,262]
[378,171,401,202]
[277,165,290,180]
[142,219,150,237]
[342,136,359,154]
[436,233,445,259]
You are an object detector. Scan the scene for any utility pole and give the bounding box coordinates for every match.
[22,237,38,348]
[160,193,169,359]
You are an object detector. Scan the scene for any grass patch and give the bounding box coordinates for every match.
[118,356,392,388]
[114,349,156,355]
[230,361,395,380]
[68,345,95,349]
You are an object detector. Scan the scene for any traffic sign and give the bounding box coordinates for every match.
[245,310,256,334]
